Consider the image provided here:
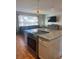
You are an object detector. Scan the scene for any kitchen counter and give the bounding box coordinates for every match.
[24,28,62,59]
[38,28,62,59]
[38,30,62,41]
[38,29,62,40]
[24,28,62,41]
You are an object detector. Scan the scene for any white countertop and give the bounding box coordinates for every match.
[38,28,62,41]
[24,28,62,41]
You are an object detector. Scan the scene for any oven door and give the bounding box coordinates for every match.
[27,36,36,51]
[27,33,39,55]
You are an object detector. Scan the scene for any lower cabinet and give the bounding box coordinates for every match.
[39,37,62,59]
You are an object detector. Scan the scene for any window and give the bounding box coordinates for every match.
[18,15,38,26]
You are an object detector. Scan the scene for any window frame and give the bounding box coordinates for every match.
[18,15,38,27]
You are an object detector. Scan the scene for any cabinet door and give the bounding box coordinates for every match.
[39,39,50,59]
[39,37,62,59]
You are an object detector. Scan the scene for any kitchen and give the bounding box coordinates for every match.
[16,0,62,59]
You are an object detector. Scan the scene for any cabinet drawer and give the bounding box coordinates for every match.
[39,38,52,47]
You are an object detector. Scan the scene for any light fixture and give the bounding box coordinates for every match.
[37,0,40,14]
[33,0,45,14]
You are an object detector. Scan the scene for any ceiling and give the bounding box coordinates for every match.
[16,0,62,14]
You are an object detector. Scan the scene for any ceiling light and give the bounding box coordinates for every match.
[37,0,40,14]
[32,0,45,14]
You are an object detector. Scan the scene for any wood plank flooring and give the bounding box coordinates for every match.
[16,35,35,59]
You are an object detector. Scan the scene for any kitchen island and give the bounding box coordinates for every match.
[34,28,62,59]
[24,28,62,59]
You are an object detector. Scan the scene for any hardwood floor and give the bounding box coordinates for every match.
[16,35,35,59]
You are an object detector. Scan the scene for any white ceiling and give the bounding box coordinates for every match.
[16,0,62,14]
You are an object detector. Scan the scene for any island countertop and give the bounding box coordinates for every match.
[38,29,62,41]
[24,28,62,41]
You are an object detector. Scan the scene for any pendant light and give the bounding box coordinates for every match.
[37,0,40,14]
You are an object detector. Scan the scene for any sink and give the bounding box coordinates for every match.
[35,30,49,34]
